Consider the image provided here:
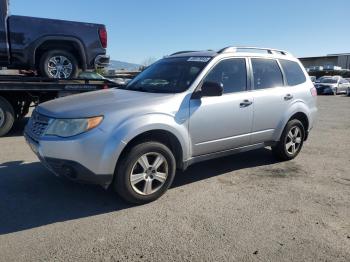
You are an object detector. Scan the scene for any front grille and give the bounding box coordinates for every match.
[25,111,51,142]
[316,85,331,91]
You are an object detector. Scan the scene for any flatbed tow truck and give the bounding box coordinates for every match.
[0,75,118,136]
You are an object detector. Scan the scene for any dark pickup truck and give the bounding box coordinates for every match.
[0,0,109,78]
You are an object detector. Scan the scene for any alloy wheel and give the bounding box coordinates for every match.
[285,126,302,155]
[47,56,73,79]
[129,152,169,195]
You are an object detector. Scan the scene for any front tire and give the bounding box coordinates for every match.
[272,119,305,161]
[114,142,176,204]
[39,50,79,79]
[0,97,15,137]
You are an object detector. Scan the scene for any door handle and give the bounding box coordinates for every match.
[240,99,253,108]
[284,94,293,101]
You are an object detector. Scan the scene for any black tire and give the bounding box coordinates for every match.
[272,119,305,161]
[114,141,176,204]
[39,50,79,79]
[0,97,15,137]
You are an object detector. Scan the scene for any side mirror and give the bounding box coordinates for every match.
[194,81,223,98]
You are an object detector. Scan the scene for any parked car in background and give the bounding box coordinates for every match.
[78,71,131,88]
[0,0,109,79]
[315,76,332,83]
[79,71,106,80]
[24,46,317,203]
[345,78,350,96]
[307,66,324,72]
[112,78,132,86]
[323,65,342,70]
[78,72,131,86]
[314,76,350,95]
[309,76,316,83]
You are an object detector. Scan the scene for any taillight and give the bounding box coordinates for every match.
[99,28,107,48]
[310,87,317,97]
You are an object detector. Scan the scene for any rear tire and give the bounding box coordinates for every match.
[272,119,305,161]
[39,50,79,79]
[0,97,15,137]
[114,142,176,204]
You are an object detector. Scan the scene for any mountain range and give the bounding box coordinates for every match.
[108,60,141,71]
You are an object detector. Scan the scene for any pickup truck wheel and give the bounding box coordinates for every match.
[114,142,176,204]
[272,119,305,161]
[0,97,15,137]
[39,50,79,79]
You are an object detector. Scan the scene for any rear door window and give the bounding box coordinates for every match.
[251,59,284,90]
[279,59,306,86]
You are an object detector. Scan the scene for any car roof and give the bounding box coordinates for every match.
[168,51,217,58]
[168,46,297,61]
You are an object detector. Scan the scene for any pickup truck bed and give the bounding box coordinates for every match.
[0,0,109,78]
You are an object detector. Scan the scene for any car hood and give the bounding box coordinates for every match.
[37,89,177,118]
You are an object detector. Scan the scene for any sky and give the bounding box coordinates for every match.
[9,0,350,64]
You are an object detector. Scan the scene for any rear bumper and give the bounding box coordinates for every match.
[94,55,110,68]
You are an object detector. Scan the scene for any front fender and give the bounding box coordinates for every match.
[98,113,190,175]
[272,100,311,141]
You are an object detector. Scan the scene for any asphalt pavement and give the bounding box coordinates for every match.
[0,96,349,261]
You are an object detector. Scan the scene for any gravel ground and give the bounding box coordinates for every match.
[0,96,349,262]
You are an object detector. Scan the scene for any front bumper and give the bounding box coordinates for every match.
[94,55,110,68]
[316,86,335,95]
[24,132,113,188]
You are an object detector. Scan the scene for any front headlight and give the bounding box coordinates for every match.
[45,116,103,137]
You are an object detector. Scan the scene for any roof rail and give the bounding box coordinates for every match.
[218,46,290,56]
[170,51,197,56]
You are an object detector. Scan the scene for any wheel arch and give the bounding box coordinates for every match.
[288,112,309,134]
[96,113,190,180]
[273,102,311,142]
[32,36,87,69]
[117,129,184,171]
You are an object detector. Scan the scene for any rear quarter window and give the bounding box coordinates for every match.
[279,59,306,86]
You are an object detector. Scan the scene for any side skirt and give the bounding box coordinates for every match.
[182,142,267,170]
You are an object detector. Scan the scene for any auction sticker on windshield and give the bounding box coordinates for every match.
[187,57,211,62]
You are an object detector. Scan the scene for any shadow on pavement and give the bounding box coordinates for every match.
[0,148,277,235]
[0,161,132,235]
[172,148,277,188]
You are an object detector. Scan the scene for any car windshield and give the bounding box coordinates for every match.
[321,78,338,83]
[121,57,211,93]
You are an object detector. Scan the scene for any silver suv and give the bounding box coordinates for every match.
[25,46,318,204]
